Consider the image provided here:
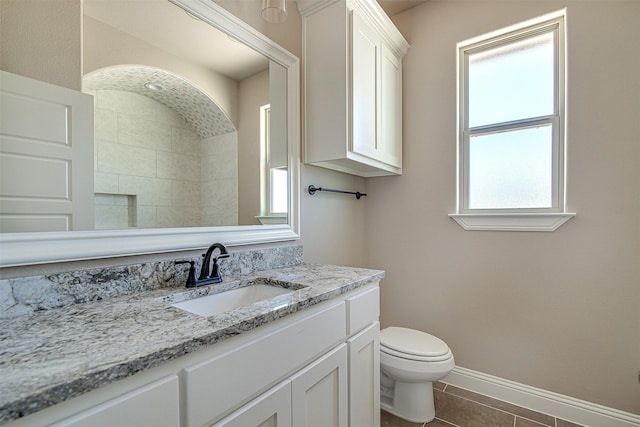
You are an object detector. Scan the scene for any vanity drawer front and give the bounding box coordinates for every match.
[52,375,179,427]
[345,284,380,336]
[183,301,346,427]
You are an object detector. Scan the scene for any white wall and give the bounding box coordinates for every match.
[366,0,640,415]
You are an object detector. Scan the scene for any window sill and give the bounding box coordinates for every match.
[256,215,288,225]
[448,212,576,232]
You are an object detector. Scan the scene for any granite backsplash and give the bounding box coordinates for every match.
[0,245,303,319]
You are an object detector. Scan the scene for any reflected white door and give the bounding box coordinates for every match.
[0,70,94,232]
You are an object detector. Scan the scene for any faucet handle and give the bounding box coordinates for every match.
[175,260,197,288]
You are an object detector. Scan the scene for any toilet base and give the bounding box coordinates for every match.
[380,376,435,423]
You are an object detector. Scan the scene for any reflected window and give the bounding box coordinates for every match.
[260,104,288,218]
[270,167,288,214]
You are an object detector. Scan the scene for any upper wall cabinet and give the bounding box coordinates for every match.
[298,0,409,177]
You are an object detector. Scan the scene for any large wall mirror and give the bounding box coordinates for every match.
[0,0,300,267]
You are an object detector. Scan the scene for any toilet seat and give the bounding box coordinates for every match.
[380,327,452,362]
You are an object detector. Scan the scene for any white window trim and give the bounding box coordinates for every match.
[450,9,575,231]
[257,104,288,225]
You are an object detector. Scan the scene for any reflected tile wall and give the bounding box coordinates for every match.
[201,132,238,226]
[89,89,238,229]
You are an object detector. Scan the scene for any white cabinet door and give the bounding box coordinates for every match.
[351,10,379,162]
[380,45,403,169]
[51,376,179,427]
[291,344,348,427]
[351,11,403,170]
[348,322,380,427]
[212,380,292,427]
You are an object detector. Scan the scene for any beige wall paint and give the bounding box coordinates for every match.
[300,165,368,267]
[0,0,82,91]
[366,0,640,414]
[238,70,268,225]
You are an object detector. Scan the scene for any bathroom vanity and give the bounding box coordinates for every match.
[0,264,382,427]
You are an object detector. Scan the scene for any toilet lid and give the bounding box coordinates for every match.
[380,327,450,358]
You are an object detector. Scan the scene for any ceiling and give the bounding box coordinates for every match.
[83,66,236,138]
[376,0,429,16]
[83,0,268,82]
[83,1,428,83]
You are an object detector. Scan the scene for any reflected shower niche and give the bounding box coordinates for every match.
[94,193,137,229]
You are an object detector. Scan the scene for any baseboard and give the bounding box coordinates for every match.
[442,366,640,427]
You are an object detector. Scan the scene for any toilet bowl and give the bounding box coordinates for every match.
[380,327,454,423]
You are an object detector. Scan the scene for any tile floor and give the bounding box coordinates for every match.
[381,382,584,427]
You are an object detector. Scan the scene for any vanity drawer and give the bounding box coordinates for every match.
[345,284,380,336]
[183,301,346,427]
[51,376,179,427]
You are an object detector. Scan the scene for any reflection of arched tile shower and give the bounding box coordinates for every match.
[84,65,235,138]
[84,65,239,229]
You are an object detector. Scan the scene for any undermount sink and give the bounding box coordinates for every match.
[168,282,302,317]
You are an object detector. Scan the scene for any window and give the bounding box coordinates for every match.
[258,104,288,224]
[450,10,575,231]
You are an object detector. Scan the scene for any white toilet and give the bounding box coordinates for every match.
[380,327,455,423]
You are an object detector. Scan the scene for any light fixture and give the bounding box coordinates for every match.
[144,82,165,92]
[261,0,287,24]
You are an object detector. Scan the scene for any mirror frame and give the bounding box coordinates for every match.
[0,0,300,267]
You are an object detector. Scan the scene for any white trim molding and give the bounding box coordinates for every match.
[0,225,298,267]
[449,212,575,232]
[443,366,640,427]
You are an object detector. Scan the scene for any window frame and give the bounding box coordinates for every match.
[450,9,575,231]
[258,104,288,224]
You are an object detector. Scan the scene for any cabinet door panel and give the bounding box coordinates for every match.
[348,322,380,427]
[212,381,292,427]
[350,11,379,160]
[380,45,403,168]
[291,344,348,427]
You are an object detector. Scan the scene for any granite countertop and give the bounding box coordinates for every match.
[0,263,384,424]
